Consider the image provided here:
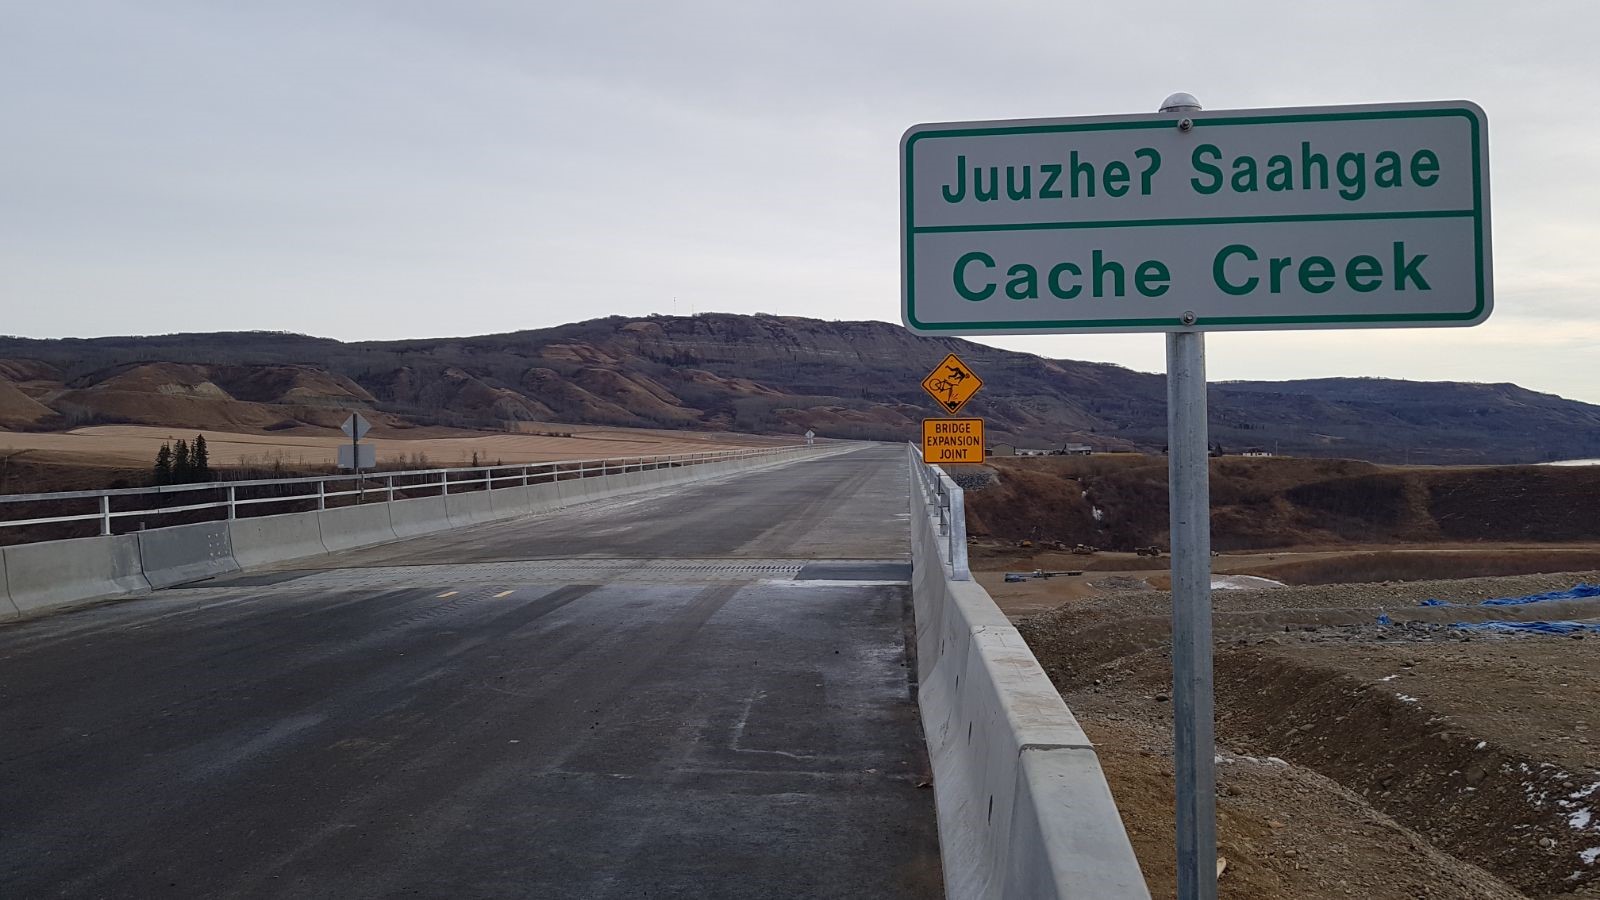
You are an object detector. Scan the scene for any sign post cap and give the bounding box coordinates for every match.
[1159,92,1202,112]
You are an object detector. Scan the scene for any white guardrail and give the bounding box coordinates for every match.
[0,445,820,622]
[0,447,800,538]
[910,446,972,581]
[907,444,1149,900]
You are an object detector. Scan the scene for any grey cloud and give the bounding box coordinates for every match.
[2,1,1595,401]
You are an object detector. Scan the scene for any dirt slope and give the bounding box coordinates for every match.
[1018,571,1600,898]
[966,455,1600,551]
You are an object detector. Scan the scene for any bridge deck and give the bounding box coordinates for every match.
[0,446,941,899]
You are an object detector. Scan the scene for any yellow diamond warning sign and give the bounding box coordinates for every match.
[922,418,985,465]
[921,353,983,414]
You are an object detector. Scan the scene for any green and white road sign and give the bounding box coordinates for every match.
[900,101,1491,335]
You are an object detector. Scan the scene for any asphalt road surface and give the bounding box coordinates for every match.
[0,445,942,899]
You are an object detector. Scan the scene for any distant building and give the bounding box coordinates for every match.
[1015,447,1051,457]
[1061,443,1093,455]
[989,443,1016,457]
[1241,448,1274,457]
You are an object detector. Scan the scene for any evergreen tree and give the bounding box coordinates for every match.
[154,443,173,485]
[191,434,211,482]
[173,439,191,483]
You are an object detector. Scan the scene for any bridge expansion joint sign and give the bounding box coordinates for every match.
[900,100,1491,335]
[922,417,984,465]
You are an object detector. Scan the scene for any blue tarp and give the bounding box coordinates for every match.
[1482,583,1600,606]
[1452,620,1600,636]
[1419,583,1600,608]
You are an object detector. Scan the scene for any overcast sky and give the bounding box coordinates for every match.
[4,2,1597,402]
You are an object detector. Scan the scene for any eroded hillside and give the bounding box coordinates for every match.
[3,314,1599,463]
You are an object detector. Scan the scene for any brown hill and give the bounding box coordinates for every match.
[0,315,1597,464]
[208,365,375,407]
[0,379,58,428]
[10,360,404,433]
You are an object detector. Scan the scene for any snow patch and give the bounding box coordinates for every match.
[1572,808,1594,830]
[1216,753,1287,767]
[1211,575,1287,590]
[1397,694,1420,704]
[1581,847,1600,866]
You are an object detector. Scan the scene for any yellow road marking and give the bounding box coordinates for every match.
[493,590,515,598]
[437,590,458,598]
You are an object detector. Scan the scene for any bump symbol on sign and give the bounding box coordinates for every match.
[921,353,984,415]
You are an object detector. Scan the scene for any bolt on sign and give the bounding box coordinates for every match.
[922,417,984,464]
[900,101,1491,335]
[921,352,985,414]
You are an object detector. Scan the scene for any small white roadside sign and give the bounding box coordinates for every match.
[337,443,376,470]
[341,413,372,442]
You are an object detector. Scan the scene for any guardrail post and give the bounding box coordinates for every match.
[441,471,450,496]
[946,479,971,581]
[100,495,112,535]
[317,481,326,511]
[522,467,529,487]
[386,476,395,503]
[227,485,237,520]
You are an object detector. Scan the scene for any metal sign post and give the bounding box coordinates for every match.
[1160,92,1217,900]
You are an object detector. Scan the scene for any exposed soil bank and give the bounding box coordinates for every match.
[1018,571,1600,899]
[966,455,1600,551]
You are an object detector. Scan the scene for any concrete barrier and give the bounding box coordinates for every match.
[230,511,326,568]
[527,481,563,513]
[3,535,149,617]
[320,503,398,553]
[909,450,1149,900]
[388,495,451,539]
[0,551,20,621]
[574,475,604,501]
[551,477,587,504]
[444,491,494,527]
[138,521,240,588]
[487,485,531,518]
[585,474,626,502]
